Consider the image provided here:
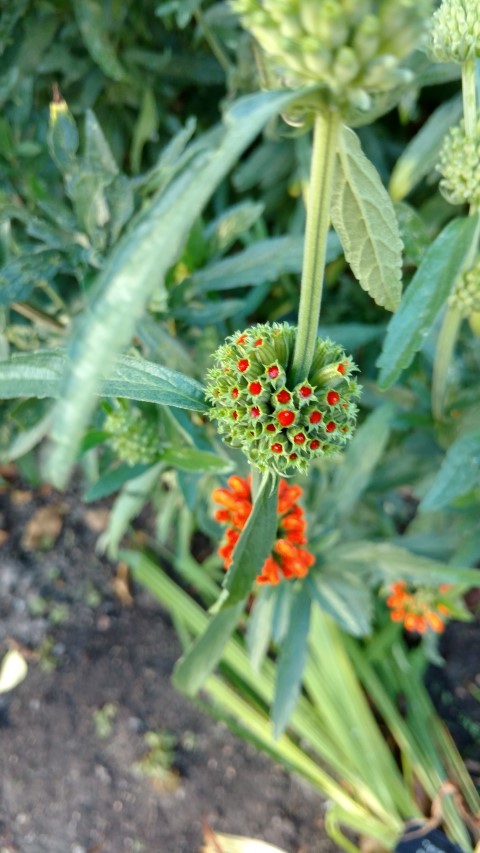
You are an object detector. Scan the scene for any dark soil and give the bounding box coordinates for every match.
[0,476,479,853]
[0,479,335,853]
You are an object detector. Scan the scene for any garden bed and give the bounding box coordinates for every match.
[1,476,479,853]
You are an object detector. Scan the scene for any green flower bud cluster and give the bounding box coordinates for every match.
[231,0,433,113]
[430,0,480,63]
[205,323,360,474]
[437,120,480,207]
[449,257,480,315]
[104,407,160,465]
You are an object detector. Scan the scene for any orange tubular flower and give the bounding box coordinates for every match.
[386,581,452,634]
[212,475,314,585]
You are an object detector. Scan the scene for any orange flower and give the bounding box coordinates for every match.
[386,581,452,634]
[212,475,314,585]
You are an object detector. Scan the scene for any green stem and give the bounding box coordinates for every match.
[462,57,477,139]
[194,8,232,75]
[292,109,341,384]
[432,305,463,421]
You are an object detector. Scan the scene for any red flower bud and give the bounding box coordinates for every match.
[277,410,295,427]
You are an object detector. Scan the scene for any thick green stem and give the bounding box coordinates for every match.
[292,109,341,384]
[462,57,477,139]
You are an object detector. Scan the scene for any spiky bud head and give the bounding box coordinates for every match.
[430,0,480,63]
[449,257,480,316]
[104,406,160,465]
[231,0,433,115]
[437,120,480,207]
[205,323,360,474]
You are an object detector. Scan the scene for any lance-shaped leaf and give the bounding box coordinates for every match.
[0,250,64,305]
[0,350,207,412]
[421,429,480,511]
[333,541,480,588]
[272,585,311,738]
[222,474,279,607]
[173,600,245,696]
[331,126,403,312]
[43,88,305,487]
[389,94,463,202]
[377,215,479,388]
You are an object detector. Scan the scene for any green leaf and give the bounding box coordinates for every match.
[191,236,303,293]
[161,447,232,473]
[306,573,372,637]
[334,541,480,588]
[377,215,479,388]
[73,0,129,81]
[44,88,304,487]
[0,350,207,412]
[84,462,151,502]
[131,88,158,174]
[98,465,162,559]
[273,586,311,738]
[0,250,63,305]
[84,109,118,177]
[100,356,207,412]
[222,474,279,607]
[420,430,480,511]
[47,101,79,173]
[206,201,264,256]
[328,404,394,520]
[173,600,245,696]
[331,127,403,312]
[389,95,463,201]
[0,350,65,397]
[246,586,275,672]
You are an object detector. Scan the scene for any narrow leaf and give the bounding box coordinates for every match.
[334,541,480,588]
[377,215,479,388]
[331,127,403,312]
[173,600,245,696]
[0,350,65,397]
[73,0,128,81]
[421,430,480,511]
[100,356,207,412]
[191,236,302,293]
[44,88,305,487]
[246,586,275,672]
[306,573,372,637]
[161,447,232,473]
[389,95,463,201]
[329,403,394,520]
[273,586,311,738]
[0,350,207,412]
[222,475,279,606]
[84,462,150,502]
[0,250,63,305]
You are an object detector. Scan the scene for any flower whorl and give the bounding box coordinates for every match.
[437,121,480,208]
[231,0,433,114]
[430,0,480,63]
[205,323,360,474]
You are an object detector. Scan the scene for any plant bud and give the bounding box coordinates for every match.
[437,121,480,207]
[431,0,480,63]
[205,322,360,474]
[449,257,480,316]
[231,0,434,115]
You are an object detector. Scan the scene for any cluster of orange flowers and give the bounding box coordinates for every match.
[212,475,314,585]
[386,581,452,634]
